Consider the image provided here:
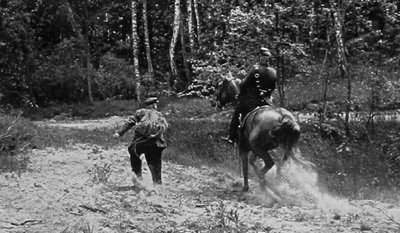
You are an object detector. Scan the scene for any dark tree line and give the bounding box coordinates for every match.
[0,0,399,109]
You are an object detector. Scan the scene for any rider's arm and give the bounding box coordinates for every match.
[239,66,255,93]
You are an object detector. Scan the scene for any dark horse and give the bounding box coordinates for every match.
[239,105,314,202]
[216,76,313,202]
[214,72,241,110]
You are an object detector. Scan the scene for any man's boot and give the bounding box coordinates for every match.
[132,172,143,186]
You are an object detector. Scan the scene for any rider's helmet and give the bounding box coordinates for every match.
[259,47,271,66]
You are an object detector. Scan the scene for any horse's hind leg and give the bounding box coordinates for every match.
[270,150,285,181]
[259,152,275,177]
[253,151,282,203]
[249,152,267,185]
[249,151,274,182]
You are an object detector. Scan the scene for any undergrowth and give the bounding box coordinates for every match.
[21,99,138,121]
[0,113,38,172]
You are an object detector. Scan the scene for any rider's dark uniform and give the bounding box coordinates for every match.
[224,48,278,144]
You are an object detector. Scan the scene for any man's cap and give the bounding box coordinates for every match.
[260,47,271,57]
[143,97,159,106]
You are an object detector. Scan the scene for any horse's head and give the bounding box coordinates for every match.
[214,72,240,110]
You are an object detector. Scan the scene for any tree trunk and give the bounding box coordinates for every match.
[180,19,192,85]
[64,2,93,104]
[193,0,201,47]
[142,0,154,78]
[84,0,93,104]
[275,9,285,107]
[319,10,332,126]
[170,0,181,82]
[131,0,141,100]
[330,0,351,136]
[319,48,330,126]
[187,0,194,54]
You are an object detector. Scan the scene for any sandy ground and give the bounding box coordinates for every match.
[1,119,400,233]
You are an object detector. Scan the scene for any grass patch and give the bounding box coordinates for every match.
[22,99,139,121]
[159,96,217,118]
[163,117,240,172]
[33,126,125,149]
[300,121,400,201]
[21,96,216,121]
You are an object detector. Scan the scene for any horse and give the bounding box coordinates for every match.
[239,105,314,202]
[214,74,313,202]
[214,72,241,110]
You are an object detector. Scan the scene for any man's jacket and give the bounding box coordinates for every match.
[118,108,168,148]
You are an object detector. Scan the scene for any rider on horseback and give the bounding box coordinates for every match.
[222,47,278,144]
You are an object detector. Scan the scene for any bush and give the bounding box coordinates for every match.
[93,53,137,100]
[31,38,89,105]
[300,121,400,201]
[0,113,38,172]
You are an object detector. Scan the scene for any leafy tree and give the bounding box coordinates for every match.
[0,0,39,107]
[94,52,136,100]
[32,38,88,105]
[0,0,399,107]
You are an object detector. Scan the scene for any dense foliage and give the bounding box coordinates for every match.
[0,112,37,171]
[0,0,399,108]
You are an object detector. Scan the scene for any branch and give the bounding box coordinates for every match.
[78,204,107,214]
[374,206,400,226]
[0,113,21,141]
[345,30,383,47]
[0,219,42,227]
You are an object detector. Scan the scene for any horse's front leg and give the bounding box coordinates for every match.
[249,152,266,187]
[239,146,250,192]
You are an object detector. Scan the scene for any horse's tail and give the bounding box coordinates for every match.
[276,115,314,168]
[277,115,300,151]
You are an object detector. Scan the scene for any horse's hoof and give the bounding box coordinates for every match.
[242,187,249,192]
[272,202,281,209]
[264,200,280,208]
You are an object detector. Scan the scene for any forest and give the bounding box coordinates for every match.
[0,0,399,108]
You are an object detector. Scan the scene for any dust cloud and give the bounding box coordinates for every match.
[262,159,355,213]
